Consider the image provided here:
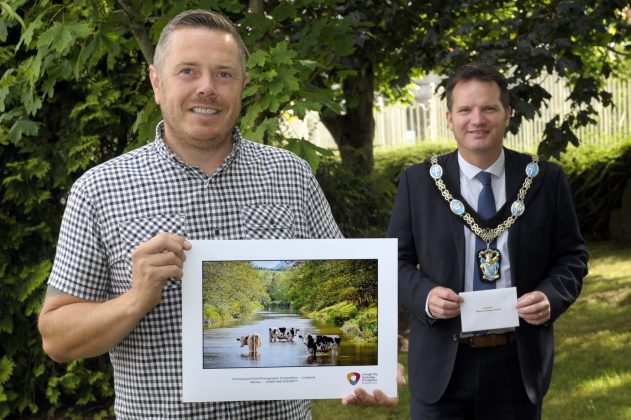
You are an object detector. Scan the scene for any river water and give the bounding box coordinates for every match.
[202,307,377,369]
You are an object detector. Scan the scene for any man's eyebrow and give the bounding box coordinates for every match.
[174,61,199,67]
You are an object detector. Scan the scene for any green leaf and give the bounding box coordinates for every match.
[129,100,162,151]
[7,119,39,144]
[0,18,7,42]
[0,85,9,112]
[18,260,51,302]
[283,138,333,172]
[0,316,12,334]
[36,21,62,50]
[55,25,74,54]
[0,1,24,28]
[0,356,15,385]
[16,16,42,50]
[271,3,296,22]
[66,22,91,38]
[247,50,268,68]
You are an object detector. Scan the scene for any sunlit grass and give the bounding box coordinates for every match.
[543,241,631,420]
[312,241,631,419]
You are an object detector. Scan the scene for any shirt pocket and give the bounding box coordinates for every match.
[109,214,186,293]
[119,214,187,248]
[241,204,294,239]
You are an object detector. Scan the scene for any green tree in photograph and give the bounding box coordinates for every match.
[286,259,377,312]
[202,261,270,323]
[257,269,292,306]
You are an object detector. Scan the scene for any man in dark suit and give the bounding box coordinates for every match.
[387,64,588,419]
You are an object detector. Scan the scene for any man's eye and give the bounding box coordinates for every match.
[216,71,232,79]
[181,68,194,75]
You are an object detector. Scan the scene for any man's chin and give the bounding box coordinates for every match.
[188,130,233,148]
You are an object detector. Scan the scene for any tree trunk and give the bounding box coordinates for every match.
[320,68,375,175]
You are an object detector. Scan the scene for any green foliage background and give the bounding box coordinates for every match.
[558,142,631,239]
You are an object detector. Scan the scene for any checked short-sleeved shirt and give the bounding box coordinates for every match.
[48,122,342,419]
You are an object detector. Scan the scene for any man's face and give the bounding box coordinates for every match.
[446,79,510,165]
[149,28,248,151]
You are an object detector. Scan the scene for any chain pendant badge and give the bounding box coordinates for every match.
[478,247,501,281]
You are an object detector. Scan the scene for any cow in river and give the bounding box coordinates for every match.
[237,333,262,356]
[298,334,341,357]
[269,327,300,342]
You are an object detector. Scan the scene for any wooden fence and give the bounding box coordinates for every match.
[290,75,630,152]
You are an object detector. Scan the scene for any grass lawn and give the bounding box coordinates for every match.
[312,241,631,419]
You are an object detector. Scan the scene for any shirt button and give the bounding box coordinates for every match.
[452,334,458,341]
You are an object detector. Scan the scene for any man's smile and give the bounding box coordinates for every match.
[191,106,219,115]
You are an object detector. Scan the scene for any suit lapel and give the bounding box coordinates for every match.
[504,148,533,286]
[505,149,521,283]
[504,148,523,198]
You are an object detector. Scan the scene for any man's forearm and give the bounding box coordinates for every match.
[38,290,148,362]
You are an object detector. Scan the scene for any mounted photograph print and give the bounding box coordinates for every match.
[181,238,398,402]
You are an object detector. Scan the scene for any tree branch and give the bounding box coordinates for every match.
[116,0,155,64]
[606,45,631,56]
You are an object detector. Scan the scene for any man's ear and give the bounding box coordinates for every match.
[149,64,161,105]
[242,72,249,89]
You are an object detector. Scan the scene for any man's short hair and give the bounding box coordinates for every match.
[445,64,510,111]
[153,9,248,73]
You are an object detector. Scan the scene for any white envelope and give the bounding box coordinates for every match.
[459,287,520,332]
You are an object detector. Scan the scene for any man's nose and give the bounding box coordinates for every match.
[197,73,217,96]
[470,108,485,124]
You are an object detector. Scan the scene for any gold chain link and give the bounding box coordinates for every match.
[430,155,539,244]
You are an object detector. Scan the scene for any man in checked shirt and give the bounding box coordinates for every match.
[38,9,398,419]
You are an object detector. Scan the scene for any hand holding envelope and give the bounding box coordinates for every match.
[459,287,520,332]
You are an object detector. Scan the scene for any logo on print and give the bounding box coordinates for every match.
[347,372,361,385]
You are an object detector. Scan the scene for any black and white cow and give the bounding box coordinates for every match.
[269,327,300,342]
[299,334,341,357]
[237,333,262,356]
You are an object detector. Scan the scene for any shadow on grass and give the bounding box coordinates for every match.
[585,240,631,264]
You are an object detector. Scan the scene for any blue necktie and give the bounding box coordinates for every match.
[473,172,496,291]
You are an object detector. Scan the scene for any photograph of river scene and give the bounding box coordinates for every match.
[201,259,378,369]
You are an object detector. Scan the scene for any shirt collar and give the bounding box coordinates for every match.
[153,121,243,175]
[458,149,505,181]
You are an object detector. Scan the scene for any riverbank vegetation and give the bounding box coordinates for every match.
[285,260,379,342]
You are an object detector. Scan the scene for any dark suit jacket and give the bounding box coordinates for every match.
[387,148,588,404]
